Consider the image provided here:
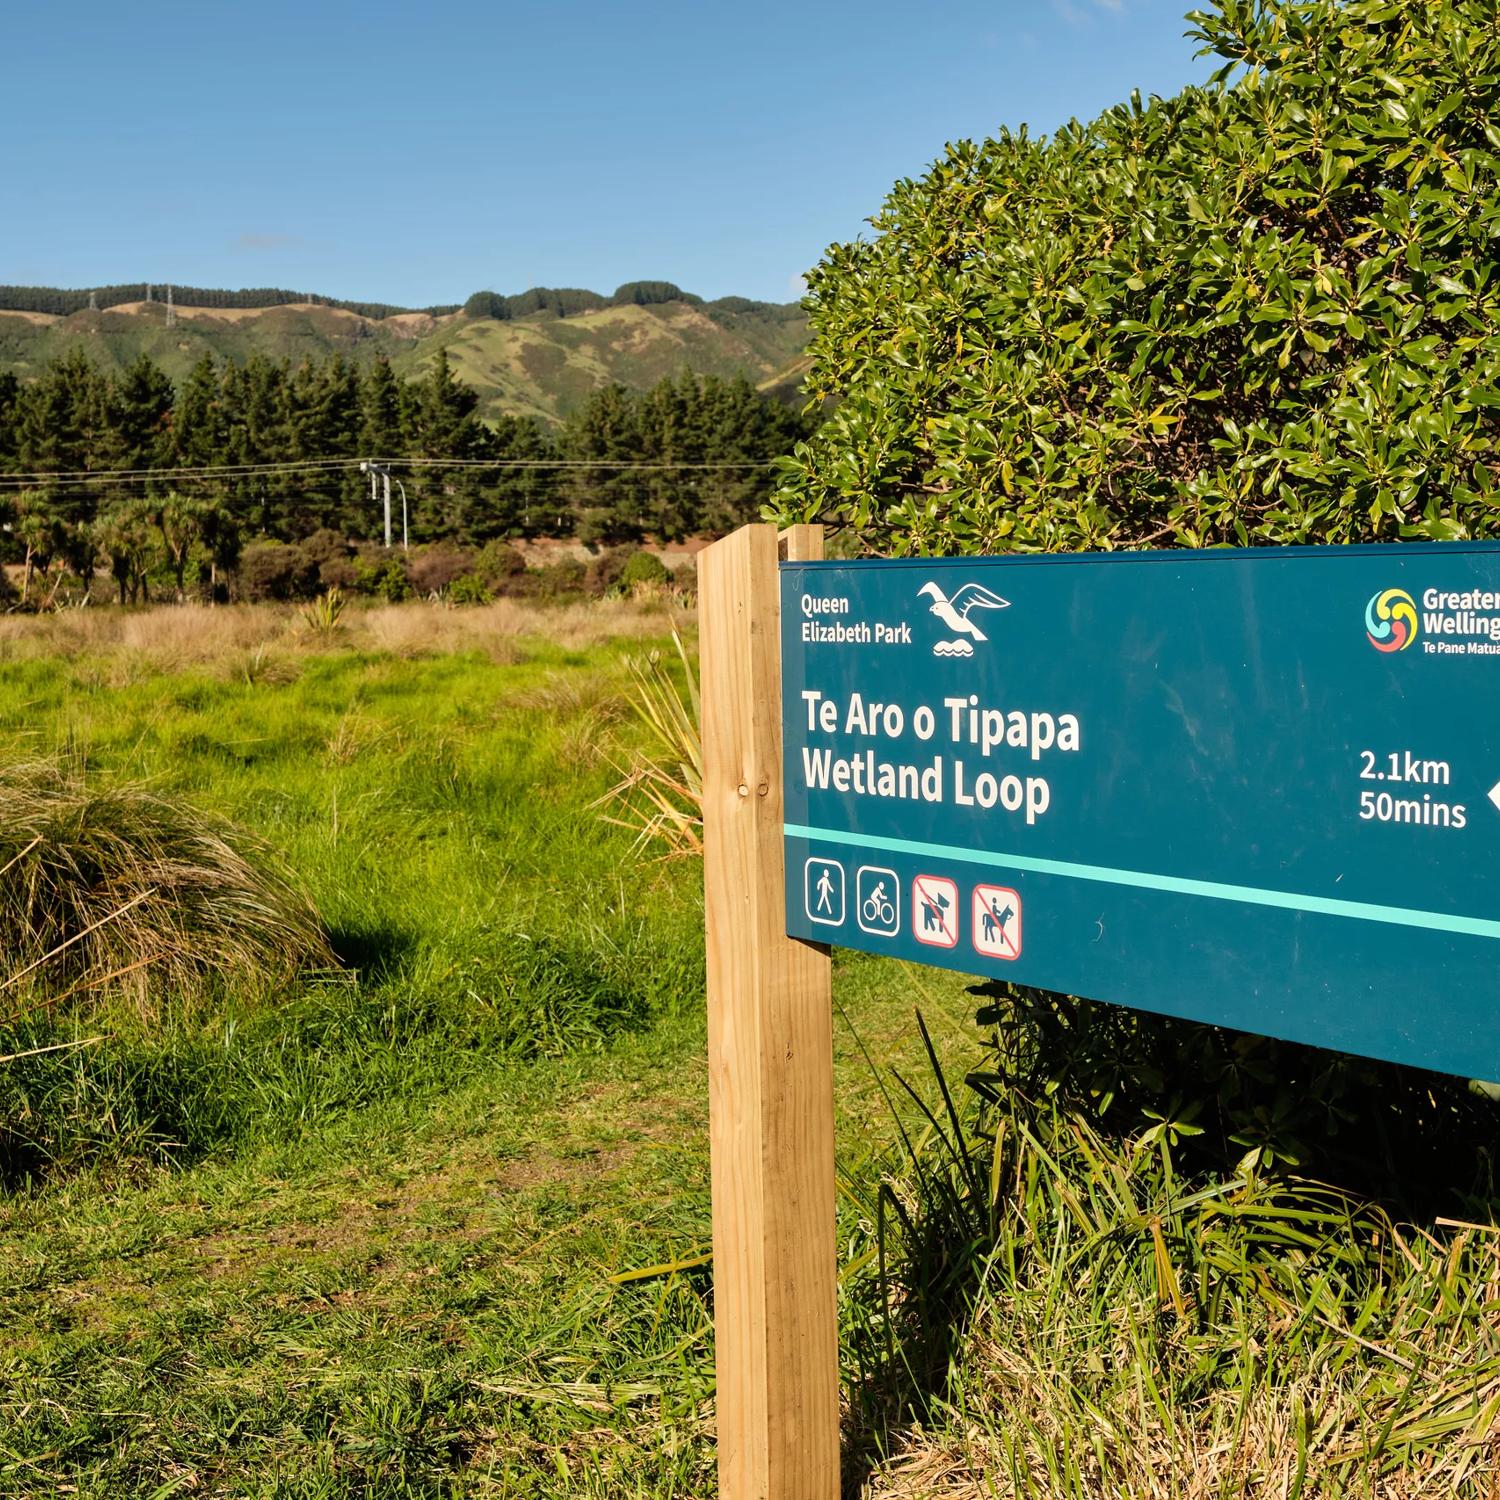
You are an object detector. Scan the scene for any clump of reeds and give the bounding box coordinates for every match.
[845,1011,1500,1497]
[0,760,332,1011]
[595,630,702,857]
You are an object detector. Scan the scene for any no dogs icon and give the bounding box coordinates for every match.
[912,875,959,948]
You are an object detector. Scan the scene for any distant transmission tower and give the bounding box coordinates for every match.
[166,284,175,327]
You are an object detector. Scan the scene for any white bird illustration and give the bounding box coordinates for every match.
[917,581,1010,642]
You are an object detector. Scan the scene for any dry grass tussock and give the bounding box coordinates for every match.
[851,1118,1500,1498]
[864,1320,1500,1498]
[0,597,692,671]
[0,761,331,1012]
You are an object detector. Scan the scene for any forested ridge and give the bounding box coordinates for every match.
[1,280,799,323]
[0,283,810,433]
[0,346,811,598]
[0,285,458,319]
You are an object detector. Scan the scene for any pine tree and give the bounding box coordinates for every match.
[111,355,175,470]
[562,383,644,544]
[14,349,116,523]
[407,349,489,539]
[0,372,20,471]
[173,355,227,468]
[225,355,292,535]
[361,356,404,456]
[468,414,552,539]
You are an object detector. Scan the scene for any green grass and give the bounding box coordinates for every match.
[0,617,975,1496]
[5,611,1492,1498]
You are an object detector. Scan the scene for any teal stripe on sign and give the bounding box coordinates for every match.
[783,823,1500,941]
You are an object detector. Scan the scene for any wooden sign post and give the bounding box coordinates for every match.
[698,526,1500,1494]
[700,523,840,1500]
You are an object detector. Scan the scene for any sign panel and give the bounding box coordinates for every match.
[782,542,1500,1079]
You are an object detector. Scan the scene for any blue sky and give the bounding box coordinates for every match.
[1,1,1210,307]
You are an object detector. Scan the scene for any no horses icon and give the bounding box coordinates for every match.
[972,883,1022,961]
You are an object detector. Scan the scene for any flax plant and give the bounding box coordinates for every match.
[596,630,703,858]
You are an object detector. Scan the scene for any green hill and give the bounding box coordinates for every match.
[0,290,809,426]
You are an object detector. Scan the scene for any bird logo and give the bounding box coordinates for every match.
[917,581,1010,657]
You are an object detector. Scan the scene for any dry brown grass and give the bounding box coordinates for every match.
[846,1099,1500,1500]
[0,597,693,673]
[860,1350,1500,1499]
[0,760,332,1011]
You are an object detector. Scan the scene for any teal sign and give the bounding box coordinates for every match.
[782,542,1500,1078]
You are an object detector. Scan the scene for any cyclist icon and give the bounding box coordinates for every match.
[856,866,900,936]
[861,882,895,927]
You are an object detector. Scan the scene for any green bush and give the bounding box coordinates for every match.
[353,551,414,601]
[774,0,1500,554]
[406,544,475,596]
[533,558,588,599]
[446,572,492,605]
[619,549,670,590]
[473,539,527,590]
[300,528,357,591]
[584,545,634,595]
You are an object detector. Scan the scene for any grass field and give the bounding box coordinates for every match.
[0,601,976,1498]
[3,600,1498,1499]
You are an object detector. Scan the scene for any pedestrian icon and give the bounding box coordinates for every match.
[912,875,959,948]
[972,883,1022,961]
[804,858,845,927]
[856,865,900,937]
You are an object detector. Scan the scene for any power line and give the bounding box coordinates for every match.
[0,455,778,489]
[0,458,357,484]
[371,458,773,470]
[0,466,714,507]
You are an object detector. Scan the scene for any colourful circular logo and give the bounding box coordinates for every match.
[1366,588,1418,652]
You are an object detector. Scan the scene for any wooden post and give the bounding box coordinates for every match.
[700,523,839,1500]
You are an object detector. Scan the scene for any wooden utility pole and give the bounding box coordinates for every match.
[699,523,839,1500]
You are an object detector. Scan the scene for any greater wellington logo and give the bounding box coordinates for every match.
[1365,587,1419,653]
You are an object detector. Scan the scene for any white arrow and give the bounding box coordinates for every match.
[1489,780,1500,814]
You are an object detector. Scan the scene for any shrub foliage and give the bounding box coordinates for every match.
[774,0,1500,554]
